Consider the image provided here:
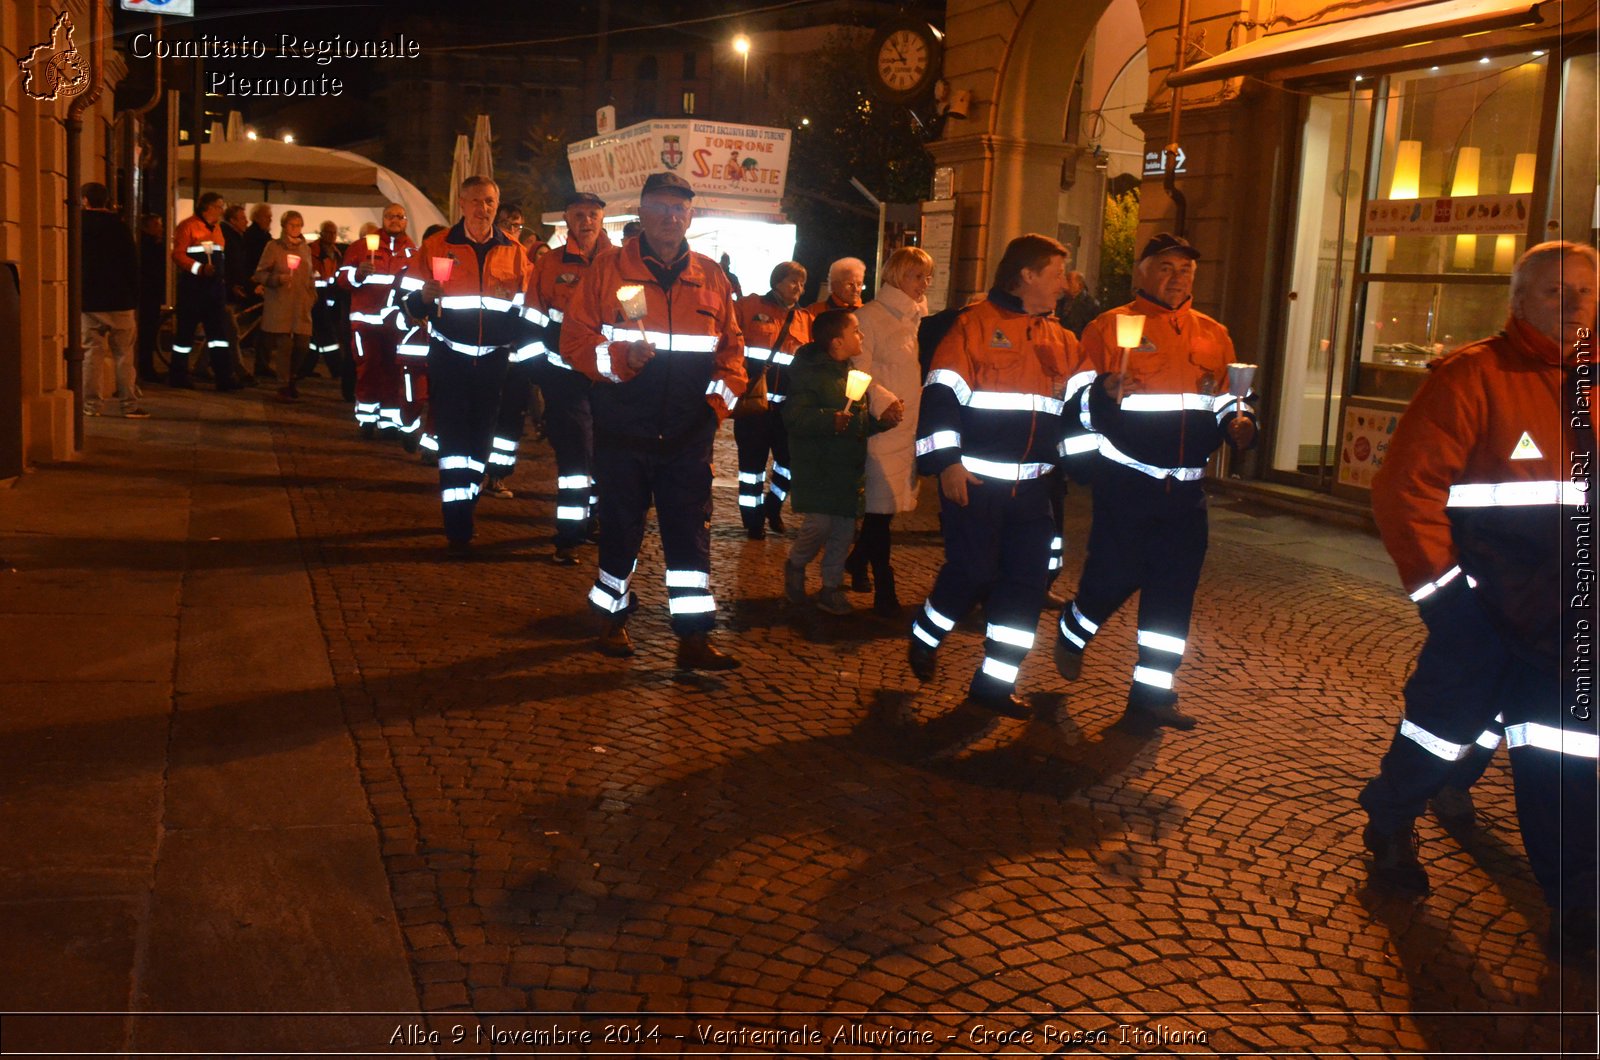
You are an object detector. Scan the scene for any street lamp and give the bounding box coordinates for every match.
[732,34,751,122]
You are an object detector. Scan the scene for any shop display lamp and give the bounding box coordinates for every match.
[1451,147,1481,269]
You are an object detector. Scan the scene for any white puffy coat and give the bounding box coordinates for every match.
[855,283,927,514]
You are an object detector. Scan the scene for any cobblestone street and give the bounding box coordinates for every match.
[274,381,1594,1055]
[3,381,1595,1056]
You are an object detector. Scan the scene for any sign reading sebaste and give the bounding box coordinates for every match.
[568,120,790,209]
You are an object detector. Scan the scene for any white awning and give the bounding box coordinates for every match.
[1169,0,1548,87]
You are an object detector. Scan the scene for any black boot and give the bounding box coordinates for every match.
[872,567,900,617]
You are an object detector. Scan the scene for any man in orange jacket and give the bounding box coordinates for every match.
[909,234,1081,717]
[403,177,532,556]
[339,203,418,442]
[168,192,238,390]
[1359,242,1596,964]
[562,172,746,670]
[1051,234,1257,731]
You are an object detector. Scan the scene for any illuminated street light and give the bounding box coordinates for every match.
[732,34,751,121]
[283,133,295,144]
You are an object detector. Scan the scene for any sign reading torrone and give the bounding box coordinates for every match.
[120,0,196,16]
[568,119,791,212]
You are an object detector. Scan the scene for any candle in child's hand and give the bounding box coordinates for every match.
[285,254,302,272]
[365,233,380,252]
[431,256,454,283]
[844,369,872,405]
[1115,313,1146,349]
[616,285,649,321]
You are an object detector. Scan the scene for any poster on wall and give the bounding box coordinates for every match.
[1337,405,1400,489]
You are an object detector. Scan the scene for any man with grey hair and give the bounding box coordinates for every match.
[1359,241,1597,965]
[806,256,866,317]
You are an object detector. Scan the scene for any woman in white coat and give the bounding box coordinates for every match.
[252,210,315,402]
[844,246,934,616]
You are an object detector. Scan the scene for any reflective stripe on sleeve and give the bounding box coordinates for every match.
[1504,723,1599,758]
[960,456,1053,480]
[1446,481,1588,507]
[915,430,961,457]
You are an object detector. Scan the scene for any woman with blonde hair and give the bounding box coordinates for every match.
[844,245,934,615]
[252,210,316,401]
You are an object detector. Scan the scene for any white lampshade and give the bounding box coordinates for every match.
[1390,140,1422,199]
[365,233,380,251]
[616,285,648,321]
[1451,147,1481,268]
[1493,153,1538,272]
[1115,313,1146,348]
[845,369,872,404]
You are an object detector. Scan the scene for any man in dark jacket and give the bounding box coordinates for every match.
[1055,270,1100,338]
[136,213,165,384]
[79,183,148,418]
[242,203,273,376]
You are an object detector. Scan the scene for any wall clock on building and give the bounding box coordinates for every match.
[869,19,943,104]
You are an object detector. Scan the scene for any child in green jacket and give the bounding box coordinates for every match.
[781,309,904,613]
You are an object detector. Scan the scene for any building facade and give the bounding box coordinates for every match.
[2,0,126,474]
[932,0,1595,500]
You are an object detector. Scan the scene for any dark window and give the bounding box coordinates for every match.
[683,52,697,79]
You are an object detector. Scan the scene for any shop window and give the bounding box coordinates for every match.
[1353,54,1547,403]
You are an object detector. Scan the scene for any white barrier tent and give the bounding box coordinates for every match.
[548,119,797,296]
[177,135,446,245]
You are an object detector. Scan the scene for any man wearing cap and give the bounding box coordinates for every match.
[1052,233,1258,731]
[404,177,533,556]
[563,172,747,670]
[168,192,239,391]
[517,190,613,563]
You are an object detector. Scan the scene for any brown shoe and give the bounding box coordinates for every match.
[597,623,635,657]
[676,632,740,671]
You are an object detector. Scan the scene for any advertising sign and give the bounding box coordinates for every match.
[568,119,790,211]
[1364,193,1532,235]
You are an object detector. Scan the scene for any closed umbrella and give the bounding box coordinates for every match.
[445,133,471,212]
[469,113,494,180]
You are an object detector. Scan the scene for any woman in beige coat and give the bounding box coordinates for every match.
[252,210,315,401]
[844,246,933,615]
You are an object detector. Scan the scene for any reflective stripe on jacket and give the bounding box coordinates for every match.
[914,291,1082,481]
[561,237,746,440]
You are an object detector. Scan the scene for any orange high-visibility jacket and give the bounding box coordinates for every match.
[562,237,745,437]
[337,232,418,323]
[520,231,612,366]
[172,215,226,278]
[736,292,812,400]
[1371,318,1592,656]
[409,221,531,351]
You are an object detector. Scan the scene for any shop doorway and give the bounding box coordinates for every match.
[1272,88,1371,484]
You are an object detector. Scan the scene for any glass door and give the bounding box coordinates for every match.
[1271,87,1371,483]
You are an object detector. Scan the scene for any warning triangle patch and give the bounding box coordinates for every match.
[1510,432,1543,460]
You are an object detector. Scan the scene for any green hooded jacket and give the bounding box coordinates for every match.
[781,341,890,517]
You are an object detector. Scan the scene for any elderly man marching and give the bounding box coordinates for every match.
[339,203,419,441]
[1052,234,1257,732]
[1359,242,1597,964]
[403,178,532,556]
[909,234,1082,717]
[563,172,746,670]
[519,191,613,564]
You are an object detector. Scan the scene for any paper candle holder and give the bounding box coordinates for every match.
[1115,314,1146,349]
[431,256,454,283]
[844,369,872,405]
[285,254,302,272]
[616,285,649,322]
[365,233,380,252]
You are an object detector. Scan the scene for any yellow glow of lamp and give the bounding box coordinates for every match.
[1451,147,1481,269]
[365,233,380,252]
[1390,140,1423,199]
[1114,314,1146,407]
[844,369,872,410]
[1494,152,1538,272]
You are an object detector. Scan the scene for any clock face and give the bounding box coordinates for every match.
[876,28,930,93]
